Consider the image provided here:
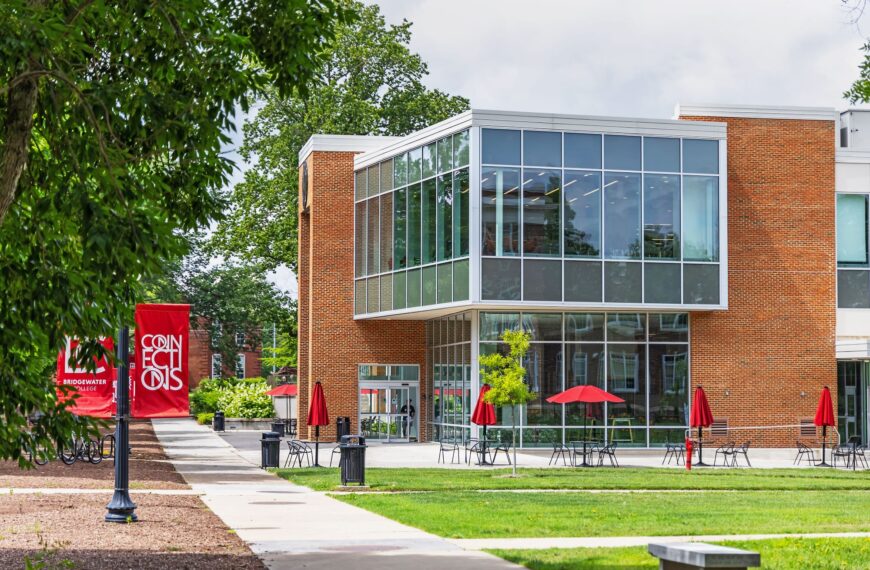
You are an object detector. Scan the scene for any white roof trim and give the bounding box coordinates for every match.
[298,134,400,165]
[837,149,870,164]
[676,103,837,122]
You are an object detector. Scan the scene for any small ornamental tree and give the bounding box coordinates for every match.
[479,329,533,476]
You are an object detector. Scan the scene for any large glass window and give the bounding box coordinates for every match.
[482,167,521,256]
[644,174,680,259]
[483,129,521,165]
[355,201,366,277]
[523,169,561,256]
[393,187,407,269]
[437,174,453,261]
[565,133,601,169]
[564,171,601,257]
[380,193,392,272]
[366,197,379,274]
[422,178,437,264]
[407,183,422,267]
[603,173,641,259]
[453,169,470,257]
[837,193,869,266]
[683,176,719,261]
[524,131,561,167]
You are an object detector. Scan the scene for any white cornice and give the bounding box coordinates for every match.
[837,149,870,164]
[298,134,400,165]
[676,103,837,122]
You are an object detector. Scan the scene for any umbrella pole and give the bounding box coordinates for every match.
[695,426,709,467]
[483,425,488,465]
[582,404,589,467]
[315,425,320,467]
[818,425,830,467]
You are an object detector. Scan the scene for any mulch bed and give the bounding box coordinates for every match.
[0,493,264,569]
[0,420,187,489]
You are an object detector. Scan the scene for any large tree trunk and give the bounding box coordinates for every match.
[0,72,40,225]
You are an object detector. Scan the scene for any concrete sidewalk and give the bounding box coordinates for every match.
[152,418,519,569]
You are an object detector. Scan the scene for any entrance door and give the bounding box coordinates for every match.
[359,385,418,442]
[837,361,866,444]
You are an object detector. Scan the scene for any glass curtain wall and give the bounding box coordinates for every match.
[427,312,473,443]
[355,130,470,315]
[480,129,721,306]
[477,311,689,447]
[837,193,870,308]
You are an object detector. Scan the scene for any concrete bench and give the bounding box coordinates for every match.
[648,542,760,570]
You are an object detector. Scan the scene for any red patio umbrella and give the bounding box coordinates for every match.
[547,385,624,467]
[814,386,835,467]
[265,384,297,428]
[471,384,497,464]
[308,381,329,467]
[689,386,714,466]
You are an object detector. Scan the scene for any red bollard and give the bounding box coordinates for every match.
[685,437,693,471]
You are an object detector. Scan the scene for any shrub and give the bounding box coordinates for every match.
[190,388,222,415]
[216,380,273,419]
[196,412,215,425]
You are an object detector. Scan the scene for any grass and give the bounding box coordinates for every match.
[490,537,870,569]
[273,466,870,492]
[334,490,870,538]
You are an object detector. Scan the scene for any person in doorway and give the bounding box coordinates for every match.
[400,400,416,439]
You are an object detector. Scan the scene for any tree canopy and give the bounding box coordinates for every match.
[211,1,470,272]
[0,0,354,464]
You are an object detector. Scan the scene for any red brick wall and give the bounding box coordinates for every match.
[187,320,265,390]
[681,115,837,445]
[298,151,427,442]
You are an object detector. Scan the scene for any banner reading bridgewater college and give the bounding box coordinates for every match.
[56,337,116,418]
[132,303,190,418]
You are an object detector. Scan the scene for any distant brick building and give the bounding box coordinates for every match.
[187,319,264,389]
[296,105,870,447]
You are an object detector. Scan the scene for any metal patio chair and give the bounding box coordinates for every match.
[438,440,460,464]
[284,440,313,468]
[491,440,512,465]
[549,442,570,466]
[596,442,619,467]
[794,440,816,465]
[713,441,736,466]
[662,441,685,466]
[732,441,751,467]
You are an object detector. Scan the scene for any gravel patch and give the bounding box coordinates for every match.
[0,420,187,490]
[0,493,264,569]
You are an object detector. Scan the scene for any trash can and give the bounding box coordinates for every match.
[261,431,281,469]
[271,421,286,437]
[213,411,225,432]
[339,434,366,486]
[336,417,349,441]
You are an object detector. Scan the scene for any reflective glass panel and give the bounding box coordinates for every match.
[564,133,601,169]
[564,261,602,302]
[683,176,719,261]
[422,265,436,305]
[481,167,521,256]
[648,313,688,342]
[524,130,561,167]
[565,344,605,424]
[644,137,680,172]
[454,130,470,167]
[482,129,521,165]
[683,139,719,174]
[683,263,719,304]
[523,169,561,256]
[367,166,379,197]
[453,169,470,257]
[481,258,521,300]
[409,147,422,183]
[607,344,646,426]
[393,271,406,310]
[565,313,604,341]
[649,345,689,426]
[837,194,869,266]
[436,174,453,261]
[480,313,520,341]
[604,135,641,170]
[437,262,453,304]
[422,142,436,179]
[607,313,646,341]
[407,268,421,307]
[838,270,870,308]
[366,197,379,274]
[355,169,366,201]
[437,136,452,174]
[522,313,563,341]
[407,183,422,267]
[354,201,366,277]
[604,261,642,303]
[523,344,563,425]
[393,153,407,187]
[380,159,393,192]
[524,259,562,301]
[603,173,641,259]
[564,171,601,257]
[453,259,469,301]
[393,187,407,269]
[380,193,393,272]
[644,174,680,259]
[644,263,681,304]
[422,178,437,264]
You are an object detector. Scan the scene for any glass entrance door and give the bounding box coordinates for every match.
[837,361,866,444]
[360,385,418,442]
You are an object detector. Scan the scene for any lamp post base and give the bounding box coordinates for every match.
[105,491,138,523]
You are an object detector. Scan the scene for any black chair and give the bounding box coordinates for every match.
[329,444,342,467]
[438,440,460,464]
[284,440,313,468]
[288,419,298,438]
[855,445,868,469]
[732,441,751,467]
[713,442,735,466]
[832,444,853,468]
[596,442,618,467]
[662,442,685,466]
[794,440,816,465]
[549,442,570,466]
[491,440,512,465]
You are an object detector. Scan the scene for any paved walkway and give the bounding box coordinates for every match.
[151,418,519,570]
[450,531,870,550]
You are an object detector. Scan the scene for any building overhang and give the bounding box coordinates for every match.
[676,103,837,122]
[298,134,401,166]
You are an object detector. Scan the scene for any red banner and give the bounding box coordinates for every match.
[132,304,190,418]
[56,337,116,418]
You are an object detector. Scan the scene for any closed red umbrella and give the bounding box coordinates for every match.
[814,386,835,467]
[471,384,497,465]
[547,385,624,467]
[689,386,714,466]
[308,381,329,467]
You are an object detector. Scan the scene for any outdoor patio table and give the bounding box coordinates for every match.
[569,440,599,467]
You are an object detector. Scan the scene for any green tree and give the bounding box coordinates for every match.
[479,330,534,476]
[846,40,870,103]
[0,0,354,465]
[212,1,470,272]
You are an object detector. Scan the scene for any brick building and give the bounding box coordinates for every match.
[187,319,264,389]
[296,104,870,448]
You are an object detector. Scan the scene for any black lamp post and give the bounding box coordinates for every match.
[105,325,137,523]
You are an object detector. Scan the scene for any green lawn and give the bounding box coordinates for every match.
[491,537,870,569]
[335,490,870,538]
[273,466,870,492]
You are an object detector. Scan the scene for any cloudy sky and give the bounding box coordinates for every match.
[261,0,869,295]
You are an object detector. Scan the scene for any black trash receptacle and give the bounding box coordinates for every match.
[261,431,281,469]
[339,434,366,486]
[271,421,286,437]
[213,411,225,432]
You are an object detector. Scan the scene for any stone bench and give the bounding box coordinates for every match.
[648,542,761,570]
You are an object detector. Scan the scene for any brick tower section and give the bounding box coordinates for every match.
[297,150,427,443]
[681,115,837,445]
